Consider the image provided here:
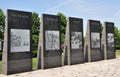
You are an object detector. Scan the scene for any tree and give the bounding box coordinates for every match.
[100,23,103,38]
[114,26,120,49]
[32,12,40,48]
[57,12,67,44]
[0,9,5,40]
[32,12,40,35]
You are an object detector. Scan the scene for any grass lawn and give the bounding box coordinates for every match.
[0,50,120,74]
[116,50,120,56]
[0,61,1,74]
[32,58,37,70]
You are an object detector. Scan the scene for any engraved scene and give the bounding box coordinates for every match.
[91,33,100,48]
[10,29,30,52]
[107,33,114,47]
[71,32,82,49]
[45,31,60,50]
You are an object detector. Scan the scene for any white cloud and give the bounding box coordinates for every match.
[45,0,109,16]
[114,9,120,27]
[45,0,74,13]
[44,0,120,29]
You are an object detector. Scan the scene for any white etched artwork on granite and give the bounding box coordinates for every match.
[11,29,30,52]
[71,32,82,49]
[107,33,114,47]
[91,33,100,48]
[45,30,60,50]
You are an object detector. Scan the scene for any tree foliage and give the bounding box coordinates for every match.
[32,12,40,49]
[0,9,5,40]
[32,12,40,35]
[100,23,103,38]
[57,12,67,44]
[114,26,120,49]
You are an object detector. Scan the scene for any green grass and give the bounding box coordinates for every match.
[116,50,120,56]
[0,61,1,74]
[32,58,37,70]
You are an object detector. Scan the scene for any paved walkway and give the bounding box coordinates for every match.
[0,57,120,77]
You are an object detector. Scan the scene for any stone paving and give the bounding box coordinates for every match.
[0,57,120,77]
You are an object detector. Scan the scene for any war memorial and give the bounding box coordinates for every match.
[1,9,115,75]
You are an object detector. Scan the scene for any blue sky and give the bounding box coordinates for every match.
[0,0,120,34]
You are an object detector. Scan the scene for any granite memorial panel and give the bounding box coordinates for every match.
[84,20,102,62]
[37,14,62,69]
[63,17,84,65]
[101,22,115,59]
[2,9,32,75]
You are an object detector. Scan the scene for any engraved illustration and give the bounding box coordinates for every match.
[0,41,1,50]
[71,32,82,49]
[11,29,30,52]
[107,33,114,47]
[45,31,60,50]
[91,33,100,48]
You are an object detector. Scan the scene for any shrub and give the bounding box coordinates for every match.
[32,50,38,58]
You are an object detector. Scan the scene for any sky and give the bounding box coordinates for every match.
[0,0,120,34]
